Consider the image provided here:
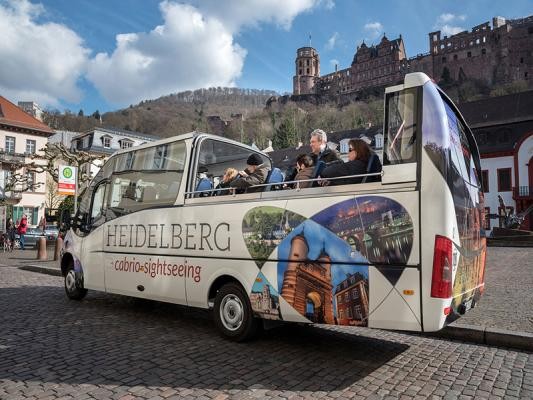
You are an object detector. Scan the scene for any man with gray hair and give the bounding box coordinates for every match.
[309,129,341,164]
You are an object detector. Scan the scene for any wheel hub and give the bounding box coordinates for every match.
[220,294,244,331]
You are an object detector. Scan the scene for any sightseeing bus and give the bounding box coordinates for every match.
[61,72,486,341]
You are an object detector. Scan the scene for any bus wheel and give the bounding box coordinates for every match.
[214,282,259,342]
[64,267,88,301]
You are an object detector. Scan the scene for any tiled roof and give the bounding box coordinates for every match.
[458,90,533,127]
[0,96,54,135]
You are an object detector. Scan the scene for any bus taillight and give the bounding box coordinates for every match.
[431,235,453,298]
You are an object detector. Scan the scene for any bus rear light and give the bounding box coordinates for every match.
[444,307,451,316]
[431,235,453,298]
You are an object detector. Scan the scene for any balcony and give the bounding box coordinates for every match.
[0,187,23,203]
[513,186,533,199]
[0,149,26,165]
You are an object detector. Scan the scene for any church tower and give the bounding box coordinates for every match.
[293,47,320,95]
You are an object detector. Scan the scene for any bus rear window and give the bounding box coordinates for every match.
[384,88,419,165]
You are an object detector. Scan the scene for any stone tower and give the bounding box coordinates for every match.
[280,234,334,324]
[293,47,320,95]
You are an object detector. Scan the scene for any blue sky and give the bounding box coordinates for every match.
[0,0,531,114]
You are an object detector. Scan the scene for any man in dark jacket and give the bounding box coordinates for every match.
[285,129,341,183]
[309,129,341,164]
[230,153,270,193]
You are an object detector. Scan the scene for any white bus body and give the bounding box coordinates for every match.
[61,73,486,341]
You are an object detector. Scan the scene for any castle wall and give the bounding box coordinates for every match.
[293,15,533,97]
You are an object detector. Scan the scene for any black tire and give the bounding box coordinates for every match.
[64,265,88,300]
[213,282,259,342]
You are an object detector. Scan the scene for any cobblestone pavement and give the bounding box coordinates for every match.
[1,265,532,400]
[450,247,533,333]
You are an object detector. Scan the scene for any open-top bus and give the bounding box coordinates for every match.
[61,72,486,341]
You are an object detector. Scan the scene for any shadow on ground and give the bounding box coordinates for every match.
[0,285,408,391]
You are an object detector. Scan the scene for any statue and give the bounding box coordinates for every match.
[493,195,533,230]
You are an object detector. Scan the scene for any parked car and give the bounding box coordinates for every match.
[44,225,59,241]
[14,228,47,249]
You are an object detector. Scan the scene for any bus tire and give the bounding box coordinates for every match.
[213,282,259,342]
[64,266,88,301]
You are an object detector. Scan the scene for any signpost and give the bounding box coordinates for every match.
[58,166,78,213]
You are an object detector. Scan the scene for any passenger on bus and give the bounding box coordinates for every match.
[285,129,341,183]
[214,168,238,196]
[230,153,270,193]
[320,139,382,186]
[292,154,315,189]
[195,166,213,197]
[309,129,341,165]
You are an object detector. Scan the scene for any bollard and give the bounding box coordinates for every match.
[54,236,63,261]
[37,237,47,260]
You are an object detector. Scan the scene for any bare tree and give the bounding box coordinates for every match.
[5,142,106,197]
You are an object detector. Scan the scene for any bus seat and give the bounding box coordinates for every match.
[195,178,213,197]
[361,154,381,183]
[265,167,284,191]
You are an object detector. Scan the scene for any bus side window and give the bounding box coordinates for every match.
[194,139,267,196]
[90,183,108,228]
[384,88,418,165]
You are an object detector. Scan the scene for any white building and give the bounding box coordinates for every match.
[17,101,43,122]
[71,127,159,183]
[0,96,54,227]
[459,90,533,233]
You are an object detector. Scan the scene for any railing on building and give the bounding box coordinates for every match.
[0,149,26,164]
[514,186,533,198]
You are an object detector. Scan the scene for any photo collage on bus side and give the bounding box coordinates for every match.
[242,196,414,326]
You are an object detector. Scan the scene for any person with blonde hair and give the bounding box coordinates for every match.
[214,167,239,196]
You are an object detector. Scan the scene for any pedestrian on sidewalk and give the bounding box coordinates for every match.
[17,214,28,250]
[6,218,15,251]
[38,216,46,233]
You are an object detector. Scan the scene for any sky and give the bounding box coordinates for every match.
[0,0,531,114]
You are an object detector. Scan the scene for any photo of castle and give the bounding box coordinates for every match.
[242,207,305,267]
[311,196,414,265]
[250,272,281,320]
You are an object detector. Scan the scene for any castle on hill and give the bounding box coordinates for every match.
[293,15,533,96]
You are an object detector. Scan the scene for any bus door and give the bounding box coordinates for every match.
[102,141,188,305]
[79,181,108,291]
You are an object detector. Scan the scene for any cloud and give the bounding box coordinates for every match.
[364,21,383,40]
[0,0,90,107]
[88,0,322,105]
[192,0,320,32]
[319,0,335,10]
[434,13,467,37]
[325,32,339,51]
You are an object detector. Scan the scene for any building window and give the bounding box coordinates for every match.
[352,288,359,299]
[467,51,472,58]
[102,136,111,148]
[26,172,36,192]
[23,207,37,225]
[299,69,302,75]
[442,57,446,63]
[120,140,133,149]
[481,48,486,55]
[5,136,15,153]
[520,57,524,63]
[497,168,512,192]
[26,139,36,155]
[306,68,310,74]
[453,54,458,60]
[481,170,489,193]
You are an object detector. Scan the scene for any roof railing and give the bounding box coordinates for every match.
[184,171,383,198]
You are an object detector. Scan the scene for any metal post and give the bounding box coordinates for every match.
[73,166,78,215]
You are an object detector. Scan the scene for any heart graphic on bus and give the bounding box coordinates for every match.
[243,196,414,327]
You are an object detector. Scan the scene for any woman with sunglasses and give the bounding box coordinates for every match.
[320,138,381,186]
